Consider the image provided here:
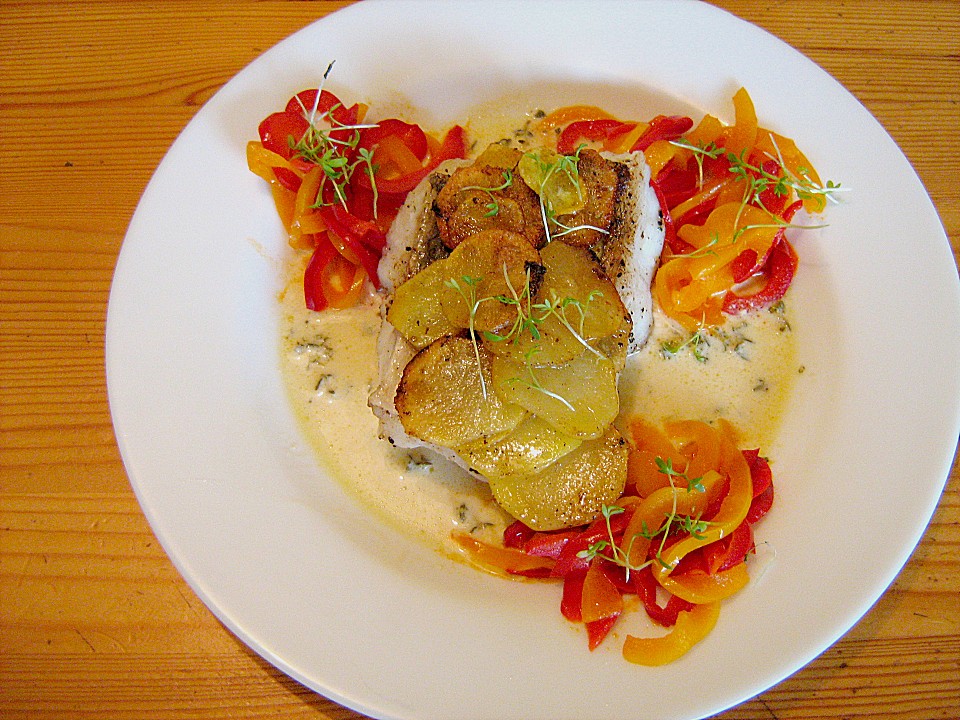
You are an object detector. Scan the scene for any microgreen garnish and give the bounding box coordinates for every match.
[503,348,576,411]
[576,504,647,581]
[290,61,381,216]
[644,457,707,568]
[661,329,709,363]
[576,456,712,580]
[519,146,610,243]
[444,274,491,398]
[670,135,846,209]
[458,169,514,217]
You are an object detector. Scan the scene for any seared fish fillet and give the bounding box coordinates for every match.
[369,149,665,456]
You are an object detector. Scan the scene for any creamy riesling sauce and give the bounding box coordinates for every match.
[277,102,801,558]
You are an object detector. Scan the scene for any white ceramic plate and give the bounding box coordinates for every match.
[106,1,960,718]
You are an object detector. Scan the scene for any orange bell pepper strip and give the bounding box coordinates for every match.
[450,532,556,576]
[322,254,367,310]
[581,559,623,624]
[623,601,720,665]
[538,104,617,131]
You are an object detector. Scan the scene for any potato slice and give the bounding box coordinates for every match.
[482,309,584,367]
[386,257,460,349]
[492,350,619,439]
[488,425,629,531]
[396,334,526,447]
[482,240,630,367]
[538,240,629,341]
[456,415,582,480]
[440,229,542,334]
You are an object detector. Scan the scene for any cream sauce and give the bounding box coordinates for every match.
[279,271,513,552]
[279,265,798,557]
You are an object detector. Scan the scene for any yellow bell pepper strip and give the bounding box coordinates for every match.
[607,121,650,154]
[581,559,624,624]
[493,417,774,662]
[622,601,720,666]
[723,87,758,160]
[654,199,791,329]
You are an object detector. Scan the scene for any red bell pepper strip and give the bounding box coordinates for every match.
[358,117,429,160]
[743,449,773,498]
[631,115,694,152]
[751,158,790,215]
[747,485,775,524]
[730,248,759,283]
[302,237,340,312]
[722,234,798,314]
[318,205,383,288]
[633,566,694,627]
[561,565,588,622]
[586,615,620,651]
[522,530,579,560]
[702,520,755,574]
[258,110,308,159]
[556,119,635,155]
[503,520,535,549]
[362,125,468,196]
[550,507,633,577]
[285,89,361,145]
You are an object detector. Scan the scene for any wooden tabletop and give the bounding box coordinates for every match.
[2,1,958,718]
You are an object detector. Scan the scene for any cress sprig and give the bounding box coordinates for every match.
[457,169,515,218]
[445,263,609,410]
[577,456,711,577]
[670,136,845,211]
[289,62,381,216]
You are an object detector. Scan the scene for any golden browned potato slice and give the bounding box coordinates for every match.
[386,256,461,349]
[439,229,542,335]
[488,425,629,531]
[482,309,584,367]
[474,143,523,170]
[491,350,619,439]
[434,158,545,250]
[538,240,629,341]
[396,334,526,448]
[482,240,631,366]
[456,415,582,480]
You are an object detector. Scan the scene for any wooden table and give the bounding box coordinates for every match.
[2,1,957,718]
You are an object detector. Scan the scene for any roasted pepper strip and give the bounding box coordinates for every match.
[451,532,557,576]
[623,601,720,666]
[631,114,694,152]
[556,119,636,155]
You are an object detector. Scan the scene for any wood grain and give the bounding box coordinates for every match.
[1,1,958,718]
